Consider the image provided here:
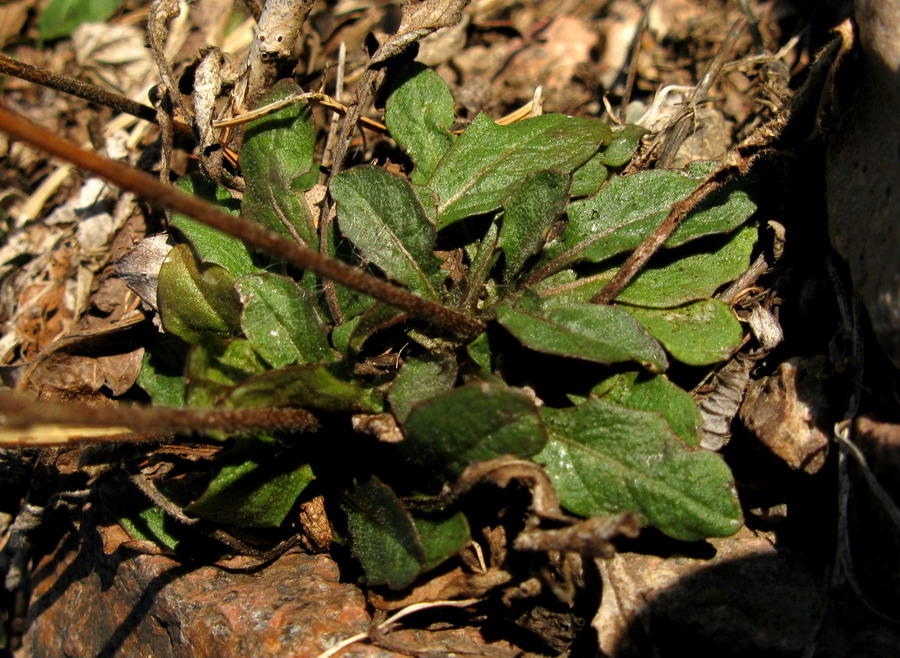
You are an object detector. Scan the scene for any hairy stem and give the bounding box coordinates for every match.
[0,391,319,446]
[0,103,483,339]
[0,52,193,138]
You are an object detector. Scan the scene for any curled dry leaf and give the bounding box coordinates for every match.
[369,0,472,65]
[369,565,512,611]
[739,355,831,474]
[449,456,568,522]
[351,412,404,443]
[698,304,783,450]
[114,234,175,311]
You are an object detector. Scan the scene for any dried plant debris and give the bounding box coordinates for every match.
[0,0,896,655]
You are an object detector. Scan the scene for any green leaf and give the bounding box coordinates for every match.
[332,166,443,299]
[498,170,570,281]
[593,372,702,446]
[346,303,408,363]
[331,315,362,357]
[595,124,647,167]
[119,505,184,552]
[136,349,185,408]
[415,510,470,571]
[535,224,757,307]
[172,176,260,277]
[544,164,756,268]
[458,215,501,313]
[569,124,645,197]
[615,224,757,307]
[466,331,493,372]
[38,0,124,40]
[341,477,426,589]
[427,113,611,228]
[186,443,314,528]
[569,152,609,198]
[157,244,242,344]
[241,80,318,246]
[185,339,268,409]
[401,382,546,479]
[538,399,742,540]
[495,292,667,372]
[622,300,743,366]
[388,352,458,423]
[236,273,333,368]
[385,63,456,184]
[226,364,383,413]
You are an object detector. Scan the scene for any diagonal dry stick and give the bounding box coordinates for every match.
[0,102,483,340]
[590,157,747,304]
[0,52,161,126]
[0,391,319,446]
[591,22,854,305]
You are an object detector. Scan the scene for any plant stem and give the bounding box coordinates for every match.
[0,391,318,446]
[0,103,483,339]
[0,53,192,138]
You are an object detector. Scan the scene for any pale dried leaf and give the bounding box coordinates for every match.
[114,234,175,311]
[370,0,472,64]
[0,0,31,50]
[72,23,155,95]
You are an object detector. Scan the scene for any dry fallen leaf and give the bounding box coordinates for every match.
[739,355,832,474]
[370,0,472,64]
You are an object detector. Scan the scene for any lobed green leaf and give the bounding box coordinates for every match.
[622,299,743,366]
[388,352,458,423]
[498,170,570,282]
[543,163,756,269]
[172,176,260,277]
[569,124,645,197]
[332,166,444,299]
[427,113,611,228]
[538,399,743,541]
[225,364,383,413]
[535,224,757,307]
[186,442,314,528]
[136,348,185,408]
[415,510,470,571]
[240,80,318,246]
[495,292,668,372]
[593,372,702,446]
[185,339,267,409]
[157,244,242,344]
[385,63,456,184]
[613,224,757,307]
[401,382,547,479]
[341,477,427,589]
[236,273,334,368]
